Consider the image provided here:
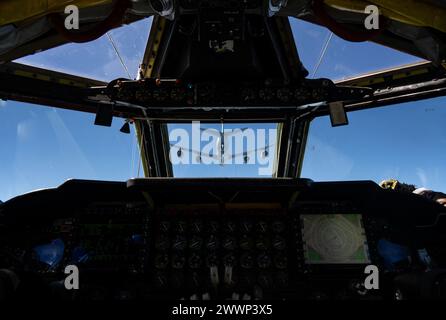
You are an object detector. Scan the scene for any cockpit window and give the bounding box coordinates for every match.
[0,18,153,201]
[168,123,278,177]
[0,101,140,202]
[289,18,423,80]
[301,96,446,192]
[15,18,152,81]
[0,16,434,200]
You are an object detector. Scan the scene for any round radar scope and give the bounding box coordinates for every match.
[301,214,371,264]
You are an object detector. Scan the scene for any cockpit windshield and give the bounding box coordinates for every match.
[0,17,435,201]
[0,101,140,202]
[15,18,153,81]
[302,96,446,192]
[168,123,278,178]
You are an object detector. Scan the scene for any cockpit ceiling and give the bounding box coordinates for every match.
[0,0,152,62]
[321,0,446,32]
[0,0,113,26]
[0,0,445,68]
[286,0,446,65]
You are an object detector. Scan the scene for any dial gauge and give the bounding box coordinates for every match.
[257,253,272,269]
[189,235,203,250]
[172,235,187,250]
[154,254,169,269]
[171,254,186,269]
[272,235,286,250]
[205,235,220,250]
[240,253,254,269]
[222,236,237,250]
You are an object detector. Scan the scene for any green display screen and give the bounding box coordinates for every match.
[301,214,371,264]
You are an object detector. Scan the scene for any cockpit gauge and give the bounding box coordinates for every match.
[155,235,170,251]
[224,221,237,233]
[274,254,288,269]
[159,220,170,233]
[239,235,254,250]
[223,253,236,267]
[190,220,204,233]
[255,236,271,250]
[259,88,274,101]
[272,220,285,233]
[188,272,201,288]
[240,253,255,269]
[170,88,186,102]
[294,87,311,101]
[188,253,202,269]
[172,235,187,250]
[240,220,253,233]
[222,236,237,250]
[272,235,286,250]
[152,88,168,102]
[276,88,291,103]
[189,235,203,250]
[154,254,169,269]
[206,253,219,267]
[205,235,220,250]
[208,220,220,233]
[171,254,186,269]
[275,272,289,289]
[241,88,256,102]
[258,273,273,289]
[175,221,188,233]
[256,221,268,233]
[170,272,185,288]
[154,272,168,288]
[257,253,272,269]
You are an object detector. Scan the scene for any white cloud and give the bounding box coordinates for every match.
[333,63,357,80]
[17,121,32,141]
[416,168,429,188]
[305,29,325,39]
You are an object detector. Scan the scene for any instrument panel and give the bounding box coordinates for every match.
[149,208,294,299]
[1,178,445,300]
[74,203,147,273]
[103,78,370,109]
[3,204,381,300]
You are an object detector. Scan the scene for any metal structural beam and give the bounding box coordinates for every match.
[134,16,174,178]
[0,62,105,113]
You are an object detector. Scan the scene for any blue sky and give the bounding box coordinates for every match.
[302,97,446,193]
[1,17,445,201]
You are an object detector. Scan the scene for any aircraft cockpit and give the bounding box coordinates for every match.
[1,0,446,302]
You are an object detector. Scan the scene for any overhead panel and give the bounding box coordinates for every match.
[0,0,112,27]
[325,0,446,33]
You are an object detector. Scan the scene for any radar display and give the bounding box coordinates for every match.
[301,214,370,264]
